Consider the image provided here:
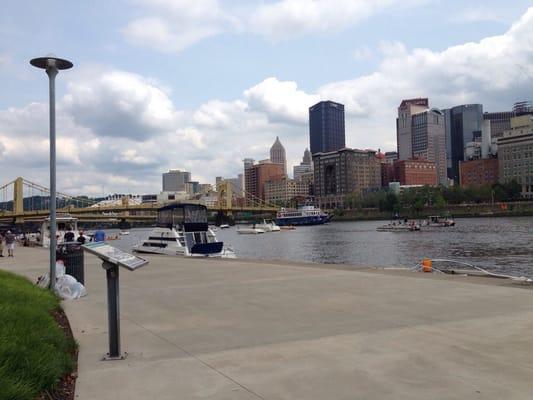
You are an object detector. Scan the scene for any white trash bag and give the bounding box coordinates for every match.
[36,260,87,300]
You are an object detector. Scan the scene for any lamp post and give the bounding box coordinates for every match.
[30,56,73,290]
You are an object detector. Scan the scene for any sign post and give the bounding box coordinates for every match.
[82,242,148,360]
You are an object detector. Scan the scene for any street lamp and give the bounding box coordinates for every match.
[30,55,73,290]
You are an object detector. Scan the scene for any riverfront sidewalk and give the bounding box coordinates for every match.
[3,247,533,399]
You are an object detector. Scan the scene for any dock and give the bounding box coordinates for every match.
[2,247,533,399]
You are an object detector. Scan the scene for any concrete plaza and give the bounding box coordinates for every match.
[2,247,533,399]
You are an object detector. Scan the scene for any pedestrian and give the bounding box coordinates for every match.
[0,232,4,257]
[5,230,16,257]
[92,227,106,242]
[77,231,87,245]
[64,227,75,243]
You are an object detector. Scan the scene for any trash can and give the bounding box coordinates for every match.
[56,243,85,284]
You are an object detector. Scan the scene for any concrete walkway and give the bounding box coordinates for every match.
[3,247,533,399]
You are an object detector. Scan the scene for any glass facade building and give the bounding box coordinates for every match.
[309,101,345,154]
[444,104,483,183]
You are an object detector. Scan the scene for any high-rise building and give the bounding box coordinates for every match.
[498,114,533,198]
[313,148,381,209]
[264,178,310,205]
[244,160,285,204]
[270,137,287,175]
[483,111,515,139]
[309,101,345,154]
[443,104,483,184]
[411,108,447,185]
[162,169,191,192]
[397,98,429,160]
[293,148,313,180]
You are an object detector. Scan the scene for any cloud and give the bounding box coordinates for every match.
[2,8,533,195]
[122,0,231,53]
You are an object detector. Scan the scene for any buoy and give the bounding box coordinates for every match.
[422,258,432,273]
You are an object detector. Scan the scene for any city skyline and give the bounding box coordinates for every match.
[1,2,532,195]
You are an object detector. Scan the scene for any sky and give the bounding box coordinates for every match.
[1,0,532,196]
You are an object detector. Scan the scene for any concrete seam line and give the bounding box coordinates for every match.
[124,317,267,400]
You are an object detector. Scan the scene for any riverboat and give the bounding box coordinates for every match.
[376,221,420,232]
[275,205,330,226]
[133,203,235,258]
[424,215,455,227]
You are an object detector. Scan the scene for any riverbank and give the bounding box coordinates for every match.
[2,247,533,399]
[332,200,533,221]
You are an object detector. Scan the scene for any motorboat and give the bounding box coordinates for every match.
[255,219,281,232]
[424,215,455,227]
[376,221,420,232]
[219,224,230,229]
[119,231,130,235]
[40,214,85,248]
[237,225,265,234]
[276,205,331,226]
[132,203,236,258]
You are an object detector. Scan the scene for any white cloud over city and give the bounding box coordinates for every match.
[1,5,532,196]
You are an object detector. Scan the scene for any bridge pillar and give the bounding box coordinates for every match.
[14,177,24,223]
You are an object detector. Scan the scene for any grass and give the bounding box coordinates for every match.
[0,270,76,400]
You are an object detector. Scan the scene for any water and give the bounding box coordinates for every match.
[110,217,533,277]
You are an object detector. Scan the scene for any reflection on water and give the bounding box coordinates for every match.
[111,217,533,277]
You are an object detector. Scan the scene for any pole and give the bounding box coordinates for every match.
[47,65,58,290]
[103,261,122,359]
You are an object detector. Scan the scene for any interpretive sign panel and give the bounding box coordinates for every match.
[83,242,148,271]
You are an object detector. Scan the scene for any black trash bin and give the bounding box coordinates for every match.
[56,243,85,284]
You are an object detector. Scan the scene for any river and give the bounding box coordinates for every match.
[110,216,533,277]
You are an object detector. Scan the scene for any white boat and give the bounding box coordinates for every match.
[237,226,265,234]
[40,214,85,248]
[132,203,236,258]
[377,221,420,232]
[424,215,455,227]
[119,231,130,235]
[219,224,230,229]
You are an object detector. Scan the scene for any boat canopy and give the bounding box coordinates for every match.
[157,203,208,232]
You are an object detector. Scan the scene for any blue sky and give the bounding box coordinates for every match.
[1,0,532,195]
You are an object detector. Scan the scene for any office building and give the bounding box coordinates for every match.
[443,104,483,183]
[309,101,345,154]
[385,151,398,164]
[313,148,381,209]
[484,111,514,139]
[270,137,287,175]
[293,148,313,180]
[264,178,310,205]
[397,98,429,160]
[498,114,533,198]
[459,158,499,188]
[162,169,191,192]
[244,160,285,204]
[393,159,437,186]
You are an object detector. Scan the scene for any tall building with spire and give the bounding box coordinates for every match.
[270,136,287,175]
[302,148,312,165]
[293,148,313,180]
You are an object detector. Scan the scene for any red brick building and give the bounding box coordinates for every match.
[394,159,437,186]
[459,158,499,188]
[244,161,285,204]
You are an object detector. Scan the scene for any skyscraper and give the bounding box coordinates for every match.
[397,98,429,160]
[270,136,287,175]
[293,148,313,180]
[162,169,191,192]
[443,104,483,183]
[309,101,345,154]
[302,148,312,165]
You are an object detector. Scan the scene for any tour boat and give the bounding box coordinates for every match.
[132,203,236,258]
[40,214,85,248]
[275,205,331,226]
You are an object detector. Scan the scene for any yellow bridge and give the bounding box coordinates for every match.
[0,177,278,224]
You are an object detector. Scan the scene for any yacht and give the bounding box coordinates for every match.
[133,203,236,258]
[276,205,331,226]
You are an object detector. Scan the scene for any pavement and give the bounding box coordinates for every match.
[2,246,533,400]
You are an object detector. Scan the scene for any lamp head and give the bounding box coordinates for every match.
[30,55,73,70]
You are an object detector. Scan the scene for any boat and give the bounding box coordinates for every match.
[219,224,230,229]
[424,215,455,227]
[276,205,331,226]
[119,231,130,235]
[237,225,265,234]
[376,221,420,232]
[40,214,85,248]
[255,219,281,232]
[280,225,296,231]
[132,203,236,258]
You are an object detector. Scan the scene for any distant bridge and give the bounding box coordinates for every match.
[0,177,278,224]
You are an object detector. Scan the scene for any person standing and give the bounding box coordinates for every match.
[92,227,106,242]
[64,227,75,243]
[77,231,87,245]
[5,230,16,257]
[0,232,4,257]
